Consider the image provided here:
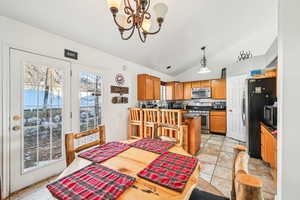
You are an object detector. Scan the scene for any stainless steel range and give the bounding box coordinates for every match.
[185,104,212,134]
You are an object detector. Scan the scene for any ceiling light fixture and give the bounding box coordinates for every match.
[237,50,253,62]
[106,0,168,43]
[198,46,211,74]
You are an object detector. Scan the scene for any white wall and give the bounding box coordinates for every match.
[0,16,173,197]
[278,0,300,199]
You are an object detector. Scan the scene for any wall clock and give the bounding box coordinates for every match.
[115,73,125,86]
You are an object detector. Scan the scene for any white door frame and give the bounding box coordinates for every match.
[1,43,72,198]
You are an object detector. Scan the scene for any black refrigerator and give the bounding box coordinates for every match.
[246,78,276,158]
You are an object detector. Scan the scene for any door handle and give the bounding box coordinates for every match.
[12,115,21,121]
[12,125,21,131]
[228,109,233,112]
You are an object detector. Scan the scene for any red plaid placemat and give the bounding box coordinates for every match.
[47,163,136,200]
[129,138,174,154]
[78,142,130,163]
[138,151,198,192]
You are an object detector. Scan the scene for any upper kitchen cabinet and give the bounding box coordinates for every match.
[211,79,226,99]
[191,80,211,88]
[191,81,201,88]
[183,82,192,100]
[166,82,184,100]
[174,82,184,100]
[137,74,160,100]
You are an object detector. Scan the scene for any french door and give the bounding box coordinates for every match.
[9,49,71,192]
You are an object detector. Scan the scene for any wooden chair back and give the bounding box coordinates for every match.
[158,125,188,148]
[231,145,264,200]
[129,108,143,123]
[159,109,185,127]
[143,109,159,123]
[65,125,106,166]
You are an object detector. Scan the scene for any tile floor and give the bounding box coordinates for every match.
[197,133,276,200]
[8,134,277,200]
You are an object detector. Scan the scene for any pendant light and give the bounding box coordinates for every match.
[198,46,211,74]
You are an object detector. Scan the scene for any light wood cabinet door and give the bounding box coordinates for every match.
[166,82,175,100]
[210,111,227,134]
[152,76,161,100]
[260,123,277,169]
[183,82,192,100]
[174,82,184,100]
[201,80,211,88]
[211,79,226,99]
[137,74,160,100]
[191,81,201,88]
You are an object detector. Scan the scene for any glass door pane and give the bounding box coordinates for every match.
[23,64,63,172]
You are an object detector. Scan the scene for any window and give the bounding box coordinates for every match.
[79,72,102,132]
[23,64,64,171]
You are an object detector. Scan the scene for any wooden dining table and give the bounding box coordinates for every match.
[57,140,200,200]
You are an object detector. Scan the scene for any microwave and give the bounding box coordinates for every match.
[264,105,277,128]
[192,88,211,99]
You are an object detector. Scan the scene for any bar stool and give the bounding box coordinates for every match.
[158,109,187,148]
[128,108,144,139]
[143,109,159,138]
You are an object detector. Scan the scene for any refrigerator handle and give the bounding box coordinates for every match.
[242,91,246,126]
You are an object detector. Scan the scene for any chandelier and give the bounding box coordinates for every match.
[237,50,253,62]
[198,46,211,74]
[106,0,168,43]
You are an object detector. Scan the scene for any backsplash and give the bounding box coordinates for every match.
[138,99,226,108]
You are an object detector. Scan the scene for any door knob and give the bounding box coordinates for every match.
[12,125,21,131]
[228,109,233,112]
[12,115,21,121]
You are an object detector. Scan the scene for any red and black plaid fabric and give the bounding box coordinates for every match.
[47,163,136,200]
[78,142,130,163]
[138,151,198,192]
[129,138,174,154]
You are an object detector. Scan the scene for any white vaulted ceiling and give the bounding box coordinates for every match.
[0,0,277,75]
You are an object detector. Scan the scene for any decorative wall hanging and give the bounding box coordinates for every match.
[106,0,168,43]
[111,85,129,104]
[115,73,125,86]
[237,50,253,62]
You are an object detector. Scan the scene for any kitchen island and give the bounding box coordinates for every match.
[128,108,202,155]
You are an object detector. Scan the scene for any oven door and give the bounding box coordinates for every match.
[200,114,209,130]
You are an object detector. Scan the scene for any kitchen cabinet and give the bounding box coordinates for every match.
[174,82,184,100]
[165,82,184,100]
[137,74,160,100]
[183,82,192,100]
[201,80,211,88]
[153,76,161,100]
[191,81,201,88]
[191,80,211,88]
[166,82,175,100]
[210,111,227,134]
[261,123,277,169]
[211,79,226,99]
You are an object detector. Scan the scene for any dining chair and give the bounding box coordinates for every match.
[65,125,106,166]
[128,108,144,139]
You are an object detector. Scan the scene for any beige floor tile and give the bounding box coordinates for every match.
[199,173,212,183]
[200,161,216,176]
[213,166,232,180]
[220,144,235,153]
[211,176,232,197]
[197,153,218,164]
[207,139,223,146]
[202,143,221,156]
[217,151,234,169]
